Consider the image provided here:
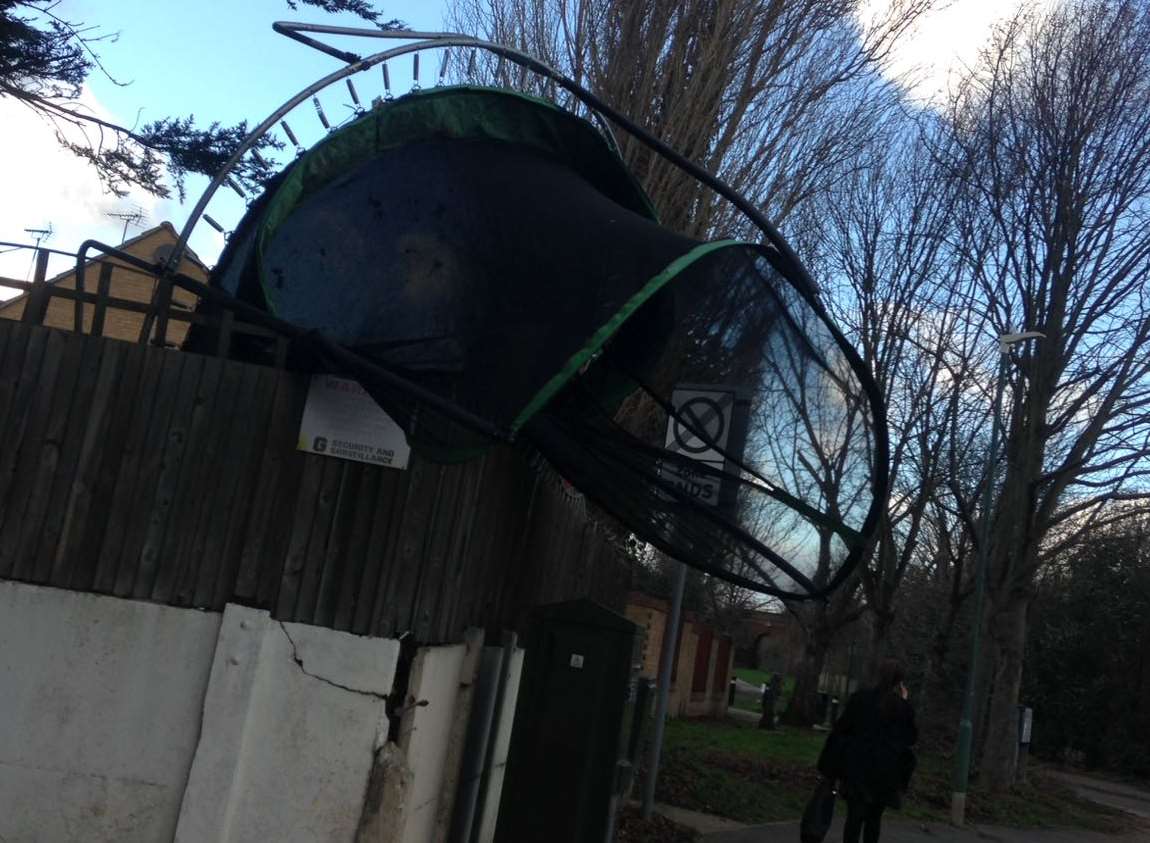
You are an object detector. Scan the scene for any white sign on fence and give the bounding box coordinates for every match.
[297,375,410,470]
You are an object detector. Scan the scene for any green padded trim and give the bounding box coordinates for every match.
[510,239,748,433]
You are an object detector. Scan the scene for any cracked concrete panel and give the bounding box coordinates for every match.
[0,580,222,843]
[280,619,399,698]
[394,643,468,843]
[475,647,525,843]
[176,605,399,843]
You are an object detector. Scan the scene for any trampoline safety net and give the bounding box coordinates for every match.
[188,85,889,599]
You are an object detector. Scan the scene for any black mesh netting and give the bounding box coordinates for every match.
[188,86,888,598]
[527,244,884,599]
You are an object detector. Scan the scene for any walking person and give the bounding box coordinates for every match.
[818,658,917,843]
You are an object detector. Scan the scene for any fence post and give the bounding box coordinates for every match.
[90,262,114,337]
[22,248,51,324]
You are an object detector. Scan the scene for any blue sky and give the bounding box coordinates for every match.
[0,0,450,283]
[76,1,449,128]
[0,0,1040,285]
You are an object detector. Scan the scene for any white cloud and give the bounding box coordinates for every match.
[0,88,224,295]
[862,0,1058,102]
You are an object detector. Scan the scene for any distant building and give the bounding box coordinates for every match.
[624,591,733,718]
[736,607,871,700]
[0,222,207,345]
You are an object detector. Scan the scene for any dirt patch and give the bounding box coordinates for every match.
[616,803,698,843]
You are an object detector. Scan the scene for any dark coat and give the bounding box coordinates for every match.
[818,688,917,806]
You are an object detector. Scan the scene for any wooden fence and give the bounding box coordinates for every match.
[0,320,630,641]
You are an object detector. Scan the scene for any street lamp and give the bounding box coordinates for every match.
[950,330,1044,826]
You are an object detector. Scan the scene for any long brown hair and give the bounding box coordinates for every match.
[877,658,906,718]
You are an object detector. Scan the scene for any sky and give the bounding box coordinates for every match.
[0,0,1042,288]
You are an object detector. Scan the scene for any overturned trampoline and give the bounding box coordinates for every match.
[161,27,891,601]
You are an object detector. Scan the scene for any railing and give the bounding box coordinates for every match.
[0,240,290,363]
[0,239,509,440]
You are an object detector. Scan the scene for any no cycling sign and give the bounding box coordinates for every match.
[662,387,738,507]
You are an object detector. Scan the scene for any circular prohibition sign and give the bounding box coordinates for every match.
[672,396,727,455]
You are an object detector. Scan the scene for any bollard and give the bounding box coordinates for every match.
[759,680,776,729]
[728,677,737,707]
[1017,705,1033,783]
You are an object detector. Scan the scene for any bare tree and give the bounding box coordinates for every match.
[444,0,940,723]
[938,0,1150,790]
[447,0,934,237]
[816,119,972,679]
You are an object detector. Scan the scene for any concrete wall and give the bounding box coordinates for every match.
[174,605,399,843]
[0,581,221,842]
[393,641,471,843]
[0,579,534,843]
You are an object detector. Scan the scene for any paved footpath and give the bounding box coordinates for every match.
[1049,771,1150,822]
[652,779,1150,843]
[699,816,1150,843]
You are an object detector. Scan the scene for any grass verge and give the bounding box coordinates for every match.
[651,718,1131,833]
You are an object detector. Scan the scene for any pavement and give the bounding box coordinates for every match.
[647,768,1150,843]
[1049,771,1150,822]
[697,816,1150,842]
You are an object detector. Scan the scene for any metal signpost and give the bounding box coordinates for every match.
[642,385,745,819]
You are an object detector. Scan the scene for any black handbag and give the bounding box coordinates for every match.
[799,777,837,843]
[816,731,847,779]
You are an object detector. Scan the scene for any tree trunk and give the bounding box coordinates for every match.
[866,607,895,685]
[977,593,1030,792]
[918,592,962,727]
[782,626,831,726]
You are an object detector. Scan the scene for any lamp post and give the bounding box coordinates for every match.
[641,560,687,819]
[950,330,1043,826]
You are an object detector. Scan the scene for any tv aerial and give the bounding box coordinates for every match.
[22,224,53,249]
[107,206,148,243]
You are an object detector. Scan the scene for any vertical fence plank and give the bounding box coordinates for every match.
[85,341,150,593]
[0,323,37,483]
[236,370,306,605]
[437,456,487,642]
[0,329,70,581]
[135,352,205,600]
[188,362,272,608]
[298,457,352,624]
[184,358,263,607]
[110,350,183,596]
[330,465,383,633]
[351,468,408,637]
[152,354,223,604]
[56,340,125,589]
[274,454,328,622]
[371,457,442,638]
[171,356,246,607]
[411,464,469,642]
[37,334,112,584]
[311,462,374,630]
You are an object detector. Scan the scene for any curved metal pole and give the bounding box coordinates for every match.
[172,25,786,280]
[169,36,484,271]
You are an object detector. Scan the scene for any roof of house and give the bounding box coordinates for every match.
[0,222,208,314]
